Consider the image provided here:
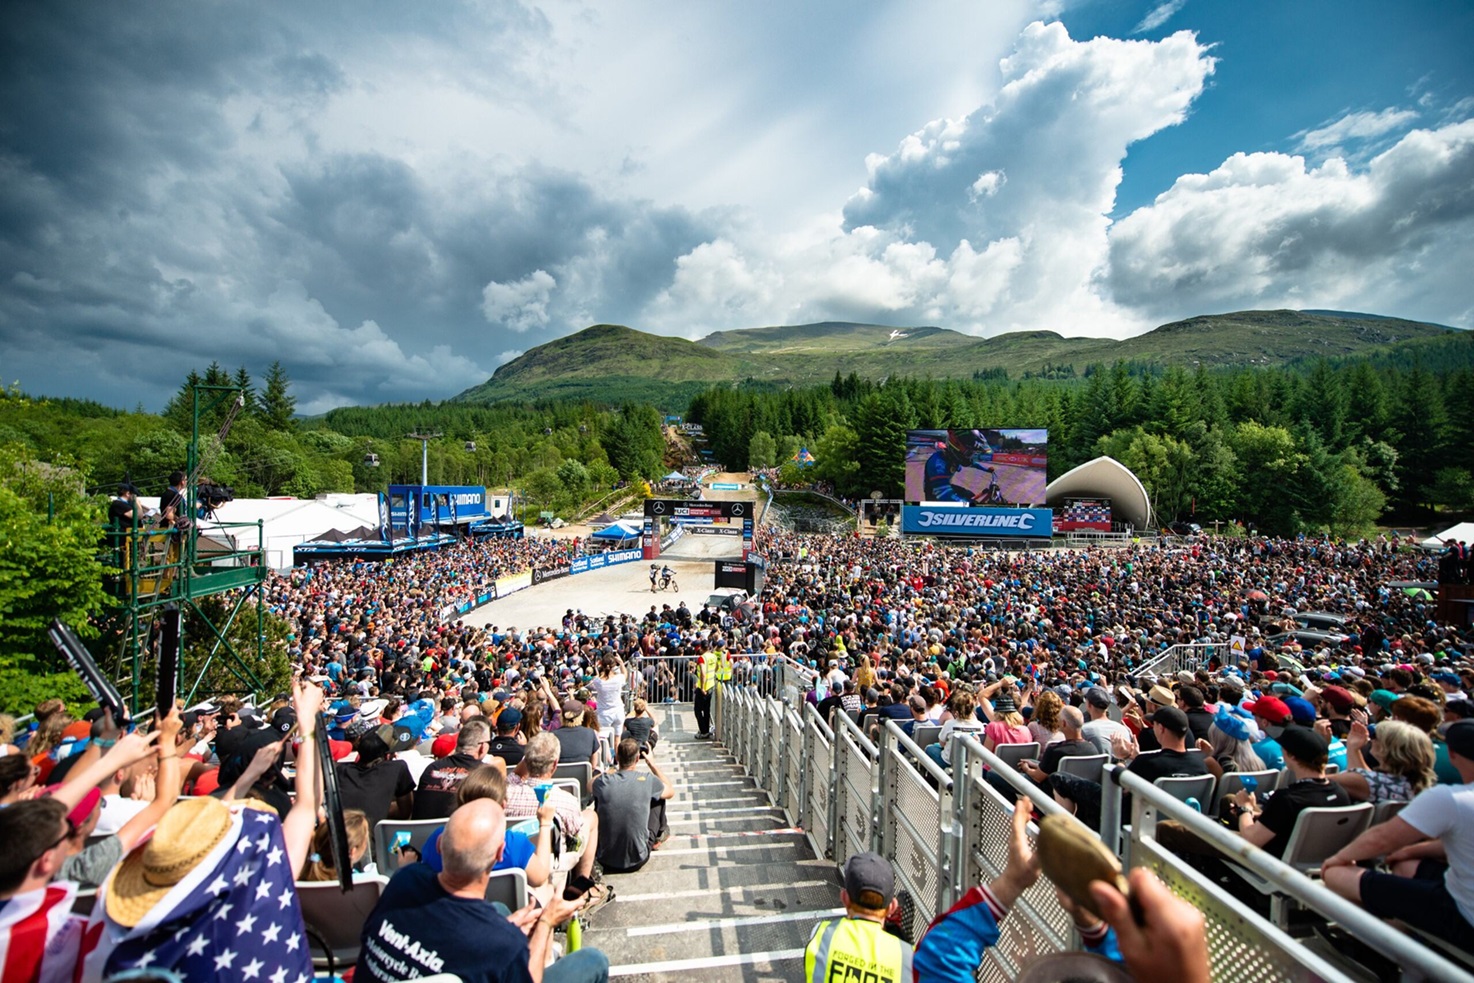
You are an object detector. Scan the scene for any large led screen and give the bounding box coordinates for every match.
[904,429,1048,506]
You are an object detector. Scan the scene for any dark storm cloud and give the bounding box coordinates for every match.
[0,0,715,411]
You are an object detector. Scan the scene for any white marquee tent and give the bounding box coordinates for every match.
[1422,522,1474,549]
[136,494,382,569]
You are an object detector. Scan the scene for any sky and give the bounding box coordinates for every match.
[2,0,1472,414]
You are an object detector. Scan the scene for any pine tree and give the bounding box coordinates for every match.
[260,361,297,431]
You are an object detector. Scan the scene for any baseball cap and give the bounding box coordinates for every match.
[1445,720,1474,760]
[1369,690,1399,711]
[1276,725,1330,765]
[431,733,458,758]
[561,699,585,719]
[1282,697,1317,727]
[497,706,523,729]
[1084,687,1111,709]
[1244,696,1291,725]
[376,723,417,754]
[271,707,297,736]
[1150,706,1189,735]
[841,851,895,909]
[44,784,101,829]
[1320,685,1356,714]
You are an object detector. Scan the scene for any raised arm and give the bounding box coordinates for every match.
[283,678,324,876]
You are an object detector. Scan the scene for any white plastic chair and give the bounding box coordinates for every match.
[1056,754,1109,784]
[485,867,529,911]
[296,875,389,971]
[372,818,445,873]
[911,725,942,749]
[1228,802,1374,929]
[994,742,1041,770]
[1153,774,1217,813]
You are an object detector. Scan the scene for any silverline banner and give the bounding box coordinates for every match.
[900,505,1053,537]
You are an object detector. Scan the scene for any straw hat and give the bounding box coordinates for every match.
[106,797,234,927]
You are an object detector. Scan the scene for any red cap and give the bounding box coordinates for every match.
[1245,696,1291,725]
[44,783,101,829]
[431,734,457,758]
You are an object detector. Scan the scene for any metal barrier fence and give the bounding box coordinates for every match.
[716,686,1474,983]
[1134,642,1218,679]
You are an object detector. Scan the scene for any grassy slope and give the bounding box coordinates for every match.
[454,311,1457,405]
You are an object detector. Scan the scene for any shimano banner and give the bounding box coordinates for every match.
[901,505,1053,538]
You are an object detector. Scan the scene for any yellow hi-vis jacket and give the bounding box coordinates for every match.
[694,656,717,692]
[804,916,912,983]
[714,649,733,682]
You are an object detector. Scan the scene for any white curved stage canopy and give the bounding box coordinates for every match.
[1045,456,1154,530]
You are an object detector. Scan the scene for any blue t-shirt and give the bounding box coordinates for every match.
[423,823,536,874]
[1327,739,1348,773]
[358,863,533,983]
[1253,737,1285,771]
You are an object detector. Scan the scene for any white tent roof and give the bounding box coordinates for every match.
[1045,456,1154,529]
[1423,522,1474,548]
[137,495,382,569]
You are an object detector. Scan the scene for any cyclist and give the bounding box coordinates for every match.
[660,565,677,591]
[649,563,659,593]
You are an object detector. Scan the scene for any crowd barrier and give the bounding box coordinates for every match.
[716,686,1473,983]
[439,548,643,619]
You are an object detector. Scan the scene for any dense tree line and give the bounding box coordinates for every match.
[687,355,1474,535]
[0,365,670,516]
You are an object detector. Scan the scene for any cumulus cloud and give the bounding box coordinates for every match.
[646,22,1216,338]
[482,270,556,331]
[1296,108,1420,151]
[1106,119,1474,326]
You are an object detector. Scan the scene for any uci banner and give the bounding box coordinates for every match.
[901,505,1053,538]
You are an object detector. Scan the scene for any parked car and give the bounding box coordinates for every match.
[1264,629,1352,651]
[1293,611,1352,632]
[1167,521,1203,536]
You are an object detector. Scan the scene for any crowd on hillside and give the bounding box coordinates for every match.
[4,526,1474,981]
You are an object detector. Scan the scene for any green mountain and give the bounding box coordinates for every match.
[453,310,1460,406]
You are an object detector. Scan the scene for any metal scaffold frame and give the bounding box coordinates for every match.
[109,384,269,710]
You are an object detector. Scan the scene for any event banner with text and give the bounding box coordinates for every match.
[901,505,1054,538]
[904,429,1048,505]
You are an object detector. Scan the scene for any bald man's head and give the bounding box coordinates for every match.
[439,798,505,881]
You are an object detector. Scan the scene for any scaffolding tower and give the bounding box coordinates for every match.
[109,385,269,710]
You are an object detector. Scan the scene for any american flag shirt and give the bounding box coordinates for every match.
[80,806,314,983]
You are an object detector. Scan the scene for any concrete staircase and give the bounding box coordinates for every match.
[582,707,834,982]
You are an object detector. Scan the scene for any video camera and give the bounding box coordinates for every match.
[197,482,235,510]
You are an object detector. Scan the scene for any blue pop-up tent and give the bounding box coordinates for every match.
[590,521,642,542]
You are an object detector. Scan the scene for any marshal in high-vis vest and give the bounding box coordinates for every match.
[804,852,912,983]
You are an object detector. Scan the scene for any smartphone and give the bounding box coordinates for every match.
[392,830,412,852]
[1240,775,1259,793]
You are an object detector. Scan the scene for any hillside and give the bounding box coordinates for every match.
[453,311,1460,406]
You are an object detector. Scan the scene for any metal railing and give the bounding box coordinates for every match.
[716,685,1474,982]
[1133,642,1218,679]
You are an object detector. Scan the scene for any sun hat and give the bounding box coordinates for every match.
[1147,685,1176,708]
[106,797,234,927]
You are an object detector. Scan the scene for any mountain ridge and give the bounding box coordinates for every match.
[451,310,1462,406]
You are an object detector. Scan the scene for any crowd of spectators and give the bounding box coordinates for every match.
[4,523,1474,981]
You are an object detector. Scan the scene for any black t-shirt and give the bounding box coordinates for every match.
[622,717,655,749]
[413,752,482,820]
[816,696,845,723]
[359,863,534,983]
[1040,739,1099,775]
[488,735,524,766]
[336,758,415,828]
[1185,709,1215,745]
[1257,778,1351,858]
[553,726,600,765]
[1127,748,1209,783]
